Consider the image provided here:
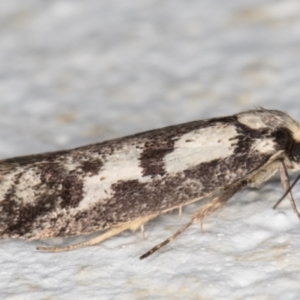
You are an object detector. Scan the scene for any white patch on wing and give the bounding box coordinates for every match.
[63,156,81,171]
[250,138,276,154]
[78,144,151,209]
[15,169,43,204]
[0,168,42,207]
[237,114,267,129]
[164,124,237,174]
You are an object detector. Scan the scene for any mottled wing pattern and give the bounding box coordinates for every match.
[0,110,291,239]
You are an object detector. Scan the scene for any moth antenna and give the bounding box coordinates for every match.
[37,225,128,252]
[140,181,243,259]
[273,168,300,211]
[139,219,194,260]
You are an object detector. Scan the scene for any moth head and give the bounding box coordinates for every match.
[275,125,300,169]
[290,143,300,163]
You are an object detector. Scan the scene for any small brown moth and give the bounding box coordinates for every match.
[0,108,300,259]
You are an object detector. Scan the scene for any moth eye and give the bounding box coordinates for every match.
[291,143,300,162]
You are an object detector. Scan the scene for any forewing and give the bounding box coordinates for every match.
[0,115,283,239]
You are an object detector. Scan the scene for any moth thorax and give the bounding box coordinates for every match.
[290,143,300,162]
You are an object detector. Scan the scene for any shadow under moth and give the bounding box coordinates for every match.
[1,108,300,259]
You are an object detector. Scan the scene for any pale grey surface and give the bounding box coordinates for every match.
[1,0,300,299]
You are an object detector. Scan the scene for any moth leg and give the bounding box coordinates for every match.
[140,224,145,239]
[200,221,203,231]
[179,206,182,218]
[37,214,158,252]
[140,182,244,259]
[277,161,300,219]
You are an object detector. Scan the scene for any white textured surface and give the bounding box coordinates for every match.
[1,0,300,299]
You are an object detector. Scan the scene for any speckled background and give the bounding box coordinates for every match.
[1,1,300,299]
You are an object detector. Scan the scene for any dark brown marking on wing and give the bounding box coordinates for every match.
[139,142,175,177]
[271,127,294,152]
[0,160,85,237]
[79,158,103,176]
[36,163,84,209]
[3,189,59,238]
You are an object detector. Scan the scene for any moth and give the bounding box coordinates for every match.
[0,108,300,259]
